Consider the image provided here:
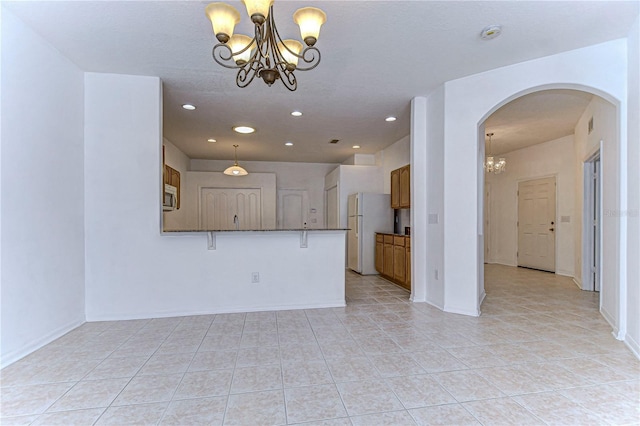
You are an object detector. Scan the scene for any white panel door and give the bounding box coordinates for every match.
[278,189,309,229]
[518,177,556,272]
[200,187,261,230]
[347,215,360,272]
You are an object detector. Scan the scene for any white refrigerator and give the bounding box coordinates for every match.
[347,193,393,274]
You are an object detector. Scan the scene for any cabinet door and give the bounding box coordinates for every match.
[390,169,400,209]
[393,244,406,283]
[406,243,411,289]
[400,165,410,208]
[383,243,394,277]
[375,241,384,274]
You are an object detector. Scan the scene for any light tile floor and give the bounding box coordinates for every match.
[1,264,639,425]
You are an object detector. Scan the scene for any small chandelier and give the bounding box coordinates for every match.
[224,145,249,176]
[484,132,506,174]
[205,1,326,91]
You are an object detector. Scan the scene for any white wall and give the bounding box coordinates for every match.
[626,16,640,357]
[573,97,618,331]
[192,159,336,229]
[324,165,384,229]
[162,138,190,231]
[412,39,630,320]
[486,135,576,276]
[171,171,276,231]
[84,73,345,320]
[1,9,85,366]
[380,135,410,194]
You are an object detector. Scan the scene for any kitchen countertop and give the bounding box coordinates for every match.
[163,228,349,233]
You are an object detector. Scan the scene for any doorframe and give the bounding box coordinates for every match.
[515,174,558,272]
[484,182,491,263]
[582,143,603,298]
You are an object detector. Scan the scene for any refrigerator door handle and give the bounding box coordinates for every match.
[355,217,358,237]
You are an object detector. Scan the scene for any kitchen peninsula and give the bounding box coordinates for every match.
[162,228,348,313]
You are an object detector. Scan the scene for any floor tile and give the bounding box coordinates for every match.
[31,408,105,425]
[83,356,148,380]
[283,359,333,387]
[370,353,426,377]
[173,369,233,399]
[284,384,347,424]
[230,365,283,393]
[462,397,544,425]
[336,379,403,416]
[46,378,129,412]
[160,396,227,425]
[111,374,182,406]
[189,350,237,372]
[386,374,456,409]
[94,402,168,425]
[433,370,505,402]
[350,409,417,425]
[408,403,480,425]
[0,382,75,417]
[223,389,286,425]
[325,356,380,383]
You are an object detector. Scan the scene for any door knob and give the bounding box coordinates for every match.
[549,228,555,232]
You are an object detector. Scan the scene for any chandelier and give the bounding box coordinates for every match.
[224,145,249,176]
[484,133,506,174]
[205,1,326,91]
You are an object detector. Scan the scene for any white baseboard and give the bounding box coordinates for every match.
[556,269,574,277]
[625,332,640,360]
[86,300,347,322]
[572,277,582,289]
[424,298,444,310]
[444,303,481,317]
[600,306,621,339]
[0,317,86,368]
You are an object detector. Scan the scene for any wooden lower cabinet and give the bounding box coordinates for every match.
[376,233,410,291]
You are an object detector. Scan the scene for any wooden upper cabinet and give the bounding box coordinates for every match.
[164,164,181,210]
[390,165,410,209]
[390,169,400,208]
[399,165,410,208]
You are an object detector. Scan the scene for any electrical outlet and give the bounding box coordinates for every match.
[251,272,260,283]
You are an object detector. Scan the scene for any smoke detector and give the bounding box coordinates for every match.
[480,25,502,40]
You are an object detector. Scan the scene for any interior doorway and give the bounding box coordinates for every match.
[278,189,309,229]
[517,177,557,272]
[583,151,602,292]
[200,187,262,230]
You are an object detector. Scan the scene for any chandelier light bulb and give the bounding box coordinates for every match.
[241,0,273,24]
[278,39,303,70]
[293,7,327,46]
[228,34,254,64]
[205,3,241,43]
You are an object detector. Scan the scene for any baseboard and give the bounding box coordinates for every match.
[424,298,444,310]
[624,332,640,360]
[572,277,582,289]
[86,300,347,322]
[556,269,574,278]
[478,289,487,307]
[487,260,517,267]
[600,306,622,340]
[0,316,86,368]
[443,303,481,317]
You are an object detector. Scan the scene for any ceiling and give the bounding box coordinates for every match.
[4,1,638,163]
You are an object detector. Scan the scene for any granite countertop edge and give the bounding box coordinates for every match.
[163,228,350,233]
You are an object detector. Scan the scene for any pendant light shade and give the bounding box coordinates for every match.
[224,145,249,176]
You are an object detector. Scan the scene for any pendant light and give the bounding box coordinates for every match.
[224,144,249,176]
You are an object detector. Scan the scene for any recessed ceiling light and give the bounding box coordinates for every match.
[385,116,396,122]
[291,111,303,117]
[207,138,217,143]
[352,145,361,149]
[233,126,256,134]
[182,104,196,110]
[480,25,502,40]
[285,142,294,146]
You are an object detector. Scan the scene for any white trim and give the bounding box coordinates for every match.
[0,317,86,368]
[555,269,574,277]
[600,305,621,339]
[87,301,347,322]
[625,332,640,360]
[444,304,481,317]
[572,277,582,289]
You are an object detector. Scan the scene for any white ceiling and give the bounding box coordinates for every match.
[4,0,638,163]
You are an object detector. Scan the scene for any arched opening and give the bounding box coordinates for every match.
[477,84,622,337]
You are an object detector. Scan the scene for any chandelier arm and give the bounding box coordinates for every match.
[292,46,321,71]
[212,44,243,69]
[236,60,261,88]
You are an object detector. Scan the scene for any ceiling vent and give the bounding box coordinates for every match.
[329,139,340,144]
